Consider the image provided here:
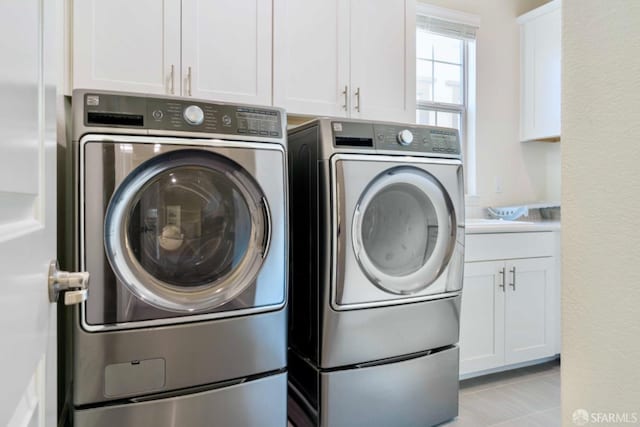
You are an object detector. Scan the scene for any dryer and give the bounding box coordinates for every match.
[60,90,288,427]
[287,119,465,427]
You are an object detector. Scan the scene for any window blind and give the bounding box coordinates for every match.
[417,15,478,40]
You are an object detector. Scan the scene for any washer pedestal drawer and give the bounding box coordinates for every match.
[73,372,287,427]
[290,346,459,427]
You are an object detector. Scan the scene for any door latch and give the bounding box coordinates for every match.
[48,261,90,305]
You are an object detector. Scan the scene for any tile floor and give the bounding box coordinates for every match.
[439,359,561,427]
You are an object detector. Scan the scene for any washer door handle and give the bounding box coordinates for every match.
[261,197,272,258]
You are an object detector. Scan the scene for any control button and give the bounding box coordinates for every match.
[238,128,247,134]
[269,131,279,136]
[259,131,268,135]
[183,105,204,126]
[152,110,164,121]
[222,115,232,126]
[377,134,384,141]
[248,130,259,135]
[397,129,414,146]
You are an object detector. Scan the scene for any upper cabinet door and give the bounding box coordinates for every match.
[73,0,181,95]
[182,0,273,105]
[519,1,561,141]
[273,0,350,116]
[349,0,416,122]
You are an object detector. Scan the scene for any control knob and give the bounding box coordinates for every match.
[397,129,414,146]
[183,105,204,126]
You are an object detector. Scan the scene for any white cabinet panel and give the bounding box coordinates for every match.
[519,1,561,141]
[182,0,272,104]
[460,232,560,377]
[505,258,555,364]
[73,0,181,95]
[460,261,505,375]
[350,0,416,122]
[273,0,349,116]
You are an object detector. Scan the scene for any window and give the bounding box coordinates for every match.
[416,6,478,194]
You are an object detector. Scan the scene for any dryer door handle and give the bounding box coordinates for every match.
[261,197,272,258]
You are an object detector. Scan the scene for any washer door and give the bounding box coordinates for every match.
[104,150,270,313]
[351,166,456,295]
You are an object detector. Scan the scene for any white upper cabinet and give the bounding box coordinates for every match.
[273,0,349,116]
[182,0,273,105]
[350,0,416,122]
[73,0,181,95]
[518,0,561,141]
[273,0,415,121]
[73,0,272,104]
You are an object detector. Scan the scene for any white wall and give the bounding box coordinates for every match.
[419,0,558,215]
[563,1,640,424]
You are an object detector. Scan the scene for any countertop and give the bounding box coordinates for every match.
[464,218,561,234]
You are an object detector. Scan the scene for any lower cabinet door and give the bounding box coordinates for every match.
[504,257,555,364]
[459,261,505,375]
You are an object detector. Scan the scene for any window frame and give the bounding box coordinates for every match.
[416,4,479,195]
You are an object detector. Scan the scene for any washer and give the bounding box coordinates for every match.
[287,118,465,427]
[60,90,288,427]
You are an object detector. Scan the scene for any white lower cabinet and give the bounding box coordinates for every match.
[460,232,558,377]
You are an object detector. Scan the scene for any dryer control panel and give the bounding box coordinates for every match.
[331,121,460,156]
[82,92,283,138]
[373,124,461,155]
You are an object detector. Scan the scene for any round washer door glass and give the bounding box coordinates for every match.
[352,166,456,295]
[104,150,270,312]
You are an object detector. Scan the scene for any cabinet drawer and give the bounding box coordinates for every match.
[465,232,554,261]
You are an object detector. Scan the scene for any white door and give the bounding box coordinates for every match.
[459,261,506,375]
[73,0,181,95]
[182,0,273,105]
[504,257,555,364]
[349,0,416,122]
[0,0,57,425]
[273,0,350,116]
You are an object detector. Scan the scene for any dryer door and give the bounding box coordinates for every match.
[352,166,454,294]
[104,149,269,313]
[332,155,463,309]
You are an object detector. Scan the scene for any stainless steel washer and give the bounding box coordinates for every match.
[59,90,288,427]
[287,118,465,427]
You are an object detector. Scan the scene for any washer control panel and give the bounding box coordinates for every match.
[373,124,460,155]
[83,93,283,138]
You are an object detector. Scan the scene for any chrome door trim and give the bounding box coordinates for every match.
[78,134,287,332]
[330,153,463,311]
[351,167,455,295]
[103,151,268,313]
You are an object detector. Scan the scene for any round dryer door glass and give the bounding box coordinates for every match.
[352,166,456,295]
[104,150,270,313]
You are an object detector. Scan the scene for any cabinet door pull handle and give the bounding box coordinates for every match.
[354,87,361,112]
[499,267,506,292]
[169,64,175,94]
[187,66,193,96]
[509,266,516,290]
[342,85,348,110]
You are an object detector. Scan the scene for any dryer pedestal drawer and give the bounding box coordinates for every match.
[320,346,459,427]
[74,372,287,427]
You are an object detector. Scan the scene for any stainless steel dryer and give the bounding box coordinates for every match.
[287,119,465,427]
[60,90,288,427]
